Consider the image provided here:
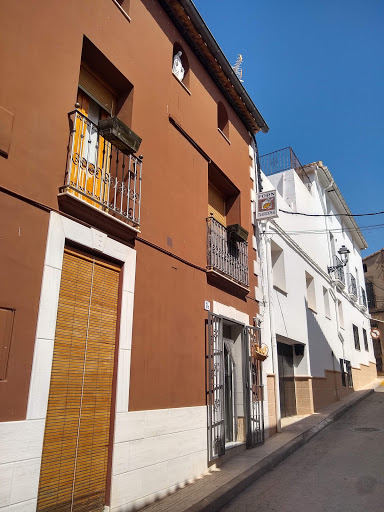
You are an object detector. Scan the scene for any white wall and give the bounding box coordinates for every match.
[257,166,375,383]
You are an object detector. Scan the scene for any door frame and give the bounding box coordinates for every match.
[26,212,137,506]
[207,302,265,461]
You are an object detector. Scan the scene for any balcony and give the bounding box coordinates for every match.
[206,216,249,292]
[360,287,367,310]
[259,147,311,187]
[58,110,142,238]
[347,273,358,301]
[331,255,345,289]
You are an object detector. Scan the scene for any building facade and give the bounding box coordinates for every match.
[363,249,384,375]
[0,1,269,511]
[255,150,377,435]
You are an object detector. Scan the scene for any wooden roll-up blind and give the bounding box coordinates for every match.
[208,184,226,226]
[79,65,114,114]
[37,248,120,512]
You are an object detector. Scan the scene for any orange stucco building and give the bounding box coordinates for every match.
[0,1,269,510]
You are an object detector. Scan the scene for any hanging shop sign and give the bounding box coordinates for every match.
[371,328,381,339]
[255,190,278,220]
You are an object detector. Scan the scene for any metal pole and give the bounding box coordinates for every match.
[262,221,282,432]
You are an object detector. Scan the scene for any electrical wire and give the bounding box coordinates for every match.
[262,223,384,236]
[279,209,384,218]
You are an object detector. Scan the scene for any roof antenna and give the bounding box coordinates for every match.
[232,54,244,82]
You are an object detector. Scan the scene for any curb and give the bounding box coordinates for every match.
[186,389,374,512]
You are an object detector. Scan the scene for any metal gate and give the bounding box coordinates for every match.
[244,326,265,447]
[207,313,225,460]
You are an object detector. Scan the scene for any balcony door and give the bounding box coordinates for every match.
[208,184,226,226]
[69,65,115,209]
[37,247,120,512]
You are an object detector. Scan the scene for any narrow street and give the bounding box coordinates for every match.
[221,387,384,512]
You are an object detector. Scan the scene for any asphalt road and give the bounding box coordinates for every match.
[221,387,384,512]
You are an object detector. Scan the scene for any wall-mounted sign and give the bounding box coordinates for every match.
[204,301,211,311]
[255,190,278,220]
[371,328,381,339]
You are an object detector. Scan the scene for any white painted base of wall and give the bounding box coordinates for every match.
[110,406,208,512]
[0,420,43,510]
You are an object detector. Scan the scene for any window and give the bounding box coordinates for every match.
[355,267,360,292]
[338,300,344,329]
[323,287,331,319]
[0,308,15,380]
[363,328,369,351]
[271,241,286,292]
[114,0,130,17]
[353,324,360,351]
[366,280,376,309]
[172,43,190,88]
[217,101,229,141]
[208,184,226,226]
[305,272,316,312]
[207,163,240,227]
[340,359,353,388]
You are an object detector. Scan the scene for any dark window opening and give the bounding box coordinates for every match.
[208,163,240,227]
[116,0,129,9]
[353,324,360,351]
[217,101,229,139]
[340,359,353,388]
[79,36,134,125]
[366,280,376,309]
[363,328,369,351]
[0,308,15,380]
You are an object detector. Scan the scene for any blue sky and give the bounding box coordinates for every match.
[193,0,384,255]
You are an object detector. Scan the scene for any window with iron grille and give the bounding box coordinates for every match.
[366,280,376,309]
[353,324,360,351]
[340,358,353,388]
[363,328,369,351]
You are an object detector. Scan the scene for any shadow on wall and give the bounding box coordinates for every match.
[305,300,353,411]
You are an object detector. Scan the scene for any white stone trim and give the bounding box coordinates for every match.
[212,301,249,325]
[27,212,136,419]
[253,259,261,276]
[255,287,264,303]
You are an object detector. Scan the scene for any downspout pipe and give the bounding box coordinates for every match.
[262,221,282,433]
[316,166,344,394]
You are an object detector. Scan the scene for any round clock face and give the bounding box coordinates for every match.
[371,328,381,339]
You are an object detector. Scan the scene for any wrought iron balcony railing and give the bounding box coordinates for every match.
[331,255,345,286]
[207,216,249,288]
[360,287,367,309]
[61,110,142,229]
[347,273,357,299]
[259,147,310,187]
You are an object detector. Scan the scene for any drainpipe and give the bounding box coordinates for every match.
[316,166,344,395]
[262,221,282,432]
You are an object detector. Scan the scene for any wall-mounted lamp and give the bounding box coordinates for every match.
[327,245,350,274]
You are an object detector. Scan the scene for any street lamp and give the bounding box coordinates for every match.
[328,245,350,274]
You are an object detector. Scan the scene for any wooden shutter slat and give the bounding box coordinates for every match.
[37,248,120,512]
[78,65,114,115]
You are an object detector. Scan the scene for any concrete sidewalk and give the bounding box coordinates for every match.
[142,380,382,512]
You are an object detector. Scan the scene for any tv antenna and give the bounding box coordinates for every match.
[232,54,244,82]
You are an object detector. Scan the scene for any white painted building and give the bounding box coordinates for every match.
[253,149,377,436]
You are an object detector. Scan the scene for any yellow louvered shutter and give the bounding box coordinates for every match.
[37,248,120,512]
[208,184,226,226]
[79,65,114,114]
